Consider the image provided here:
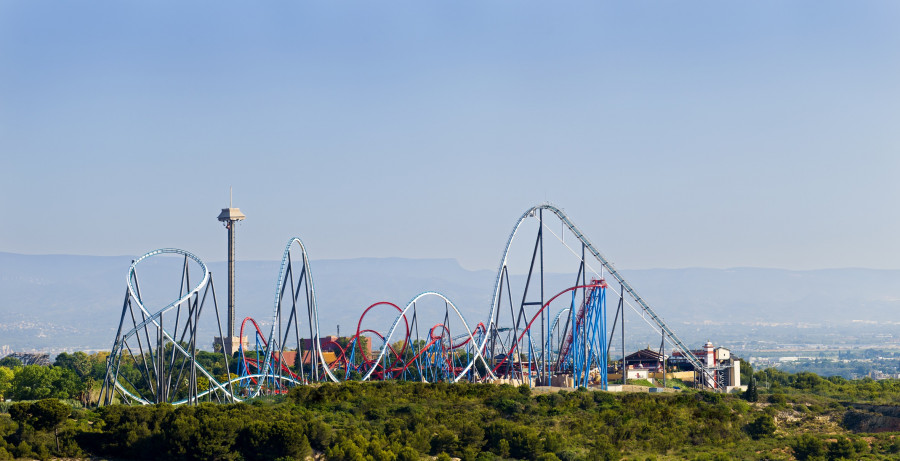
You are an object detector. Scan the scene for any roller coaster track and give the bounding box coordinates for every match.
[529,204,711,381]
[474,204,711,385]
[100,248,238,405]
[101,204,714,406]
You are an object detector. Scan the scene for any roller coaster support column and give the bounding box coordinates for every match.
[620,284,625,385]
[539,209,546,386]
[538,204,715,387]
[507,215,547,384]
[606,283,625,386]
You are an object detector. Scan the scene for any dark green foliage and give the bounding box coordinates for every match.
[53,352,93,378]
[792,372,828,390]
[792,434,826,461]
[8,399,72,455]
[0,416,15,439]
[67,381,764,460]
[239,419,311,461]
[94,402,317,460]
[484,420,542,458]
[6,368,900,460]
[826,436,855,460]
[767,393,787,406]
[9,399,69,433]
[746,414,776,440]
[193,350,232,378]
[14,441,33,459]
[537,453,561,461]
[742,377,758,402]
[95,403,171,458]
[0,358,20,369]
[397,445,419,461]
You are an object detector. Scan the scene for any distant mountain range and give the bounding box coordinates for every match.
[1,252,899,352]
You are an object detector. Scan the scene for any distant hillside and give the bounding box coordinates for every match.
[0,252,497,352]
[1,252,899,352]
[624,267,900,324]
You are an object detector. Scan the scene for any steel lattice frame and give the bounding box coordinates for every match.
[100,249,237,405]
[104,204,717,406]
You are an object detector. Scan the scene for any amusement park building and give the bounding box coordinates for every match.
[273,350,338,367]
[301,336,373,359]
[669,341,743,391]
[213,335,250,355]
[612,343,742,391]
[621,348,667,370]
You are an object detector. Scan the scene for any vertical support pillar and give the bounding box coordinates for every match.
[581,243,586,387]
[539,209,545,386]
[621,283,626,386]
[157,311,165,403]
[227,221,235,339]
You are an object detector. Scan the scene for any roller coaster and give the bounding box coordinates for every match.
[100,204,713,406]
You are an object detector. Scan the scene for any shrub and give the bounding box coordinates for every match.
[746,414,776,440]
[827,437,854,460]
[791,434,825,461]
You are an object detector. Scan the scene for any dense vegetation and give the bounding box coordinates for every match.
[2,353,900,460]
[0,351,232,405]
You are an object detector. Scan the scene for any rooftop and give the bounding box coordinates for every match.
[217,208,246,221]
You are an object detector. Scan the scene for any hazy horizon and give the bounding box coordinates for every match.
[5,250,900,273]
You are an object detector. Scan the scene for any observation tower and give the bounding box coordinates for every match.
[215,191,247,355]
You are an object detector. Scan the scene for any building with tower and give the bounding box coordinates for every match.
[669,341,743,391]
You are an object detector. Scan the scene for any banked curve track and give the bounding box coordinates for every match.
[101,204,710,405]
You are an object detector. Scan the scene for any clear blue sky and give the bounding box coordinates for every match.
[1,1,898,270]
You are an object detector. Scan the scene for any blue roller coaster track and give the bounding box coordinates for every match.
[100,204,713,406]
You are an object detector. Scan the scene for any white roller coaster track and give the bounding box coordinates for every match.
[480,204,713,384]
[105,204,714,404]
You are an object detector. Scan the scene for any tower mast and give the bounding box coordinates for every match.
[217,193,246,354]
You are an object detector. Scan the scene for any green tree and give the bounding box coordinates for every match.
[746,414,776,440]
[9,365,82,400]
[13,441,33,460]
[791,372,826,390]
[9,399,70,452]
[239,419,310,461]
[743,377,759,402]
[53,352,92,378]
[32,399,70,452]
[54,351,100,404]
[827,437,854,460]
[792,434,825,461]
[10,365,56,400]
[0,367,13,400]
[397,446,419,461]
[0,356,21,368]
[496,439,510,458]
[768,393,787,406]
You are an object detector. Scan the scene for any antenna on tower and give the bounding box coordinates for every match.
[230,186,233,208]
